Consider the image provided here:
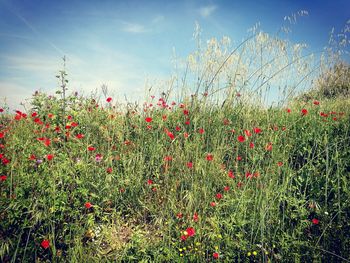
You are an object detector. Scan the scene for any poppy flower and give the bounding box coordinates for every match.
[41,239,50,249]
[228,170,235,179]
[147,179,153,185]
[184,132,189,138]
[286,108,291,113]
[180,235,188,241]
[312,218,319,225]
[176,213,183,219]
[85,202,92,209]
[88,146,96,151]
[175,126,181,131]
[165,129,175,140]
[106,97,112,103]
[186,227,195,237]
[210,202,216,207]
[277,162,283,167]
[0,175,7,182]
[206,154,214,161]
[76,134,84,139]
[46,154,54,161]
[187,162,193,169]
[213,252,219,259]
[224,186,230,192]
[0,132,4,138]
[244,130,252,137]
[301,109,308,115]
[216,193,223,200]
[185,119,190,125]
[106,167,112,173]
[193,213,199,222]
[145,117,152,123]
[249,142,255,149]
[198,128,205,134]
[2,158,10,165]
[237,135,245,142]
[313,100,320,105]
[253,127,262,134]
[183,109,189,115]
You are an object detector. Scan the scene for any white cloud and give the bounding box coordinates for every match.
[199,5,217,18]
[122,22,147,33]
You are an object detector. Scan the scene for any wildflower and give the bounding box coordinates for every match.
[184,132,189,138]
[237,135,245,142]
[106,167,112,173]
[277,162,283,167]
[176,213,183,219]
[162,115,167,121]
[41,239,50,249]
[76,134,84,139]
[164,156,172,161]
[206,153,214,161]
[0,175,7,182]
[228,170,235,179]
[46,154,54,161]
[0,132,4,138]
[312,218,319,225]
[186,227,195,237]
[216,193,223,200]
[147,179,153,185]
[187,162,193,169]
[85,202,92,209]
[198,128,205,134]
[236,156,242,161]
[88,146,96,151]
[193,213,199,222]
[244,130,252,137]
[145,117,152,123]
[175,126,181,131]
[210,202,216,207]
[185,119,190,125]
[106,97,112,103]
[183,109,189,116]
[213,252,219,259]
[94,154,103,162]
[253,251,257,256]
[286,108,291,113]
[224,186,230,192]
[249,142,255,149]
[165,129,175,140]
[301,109,308,116]
[313,100,320,105]
[253,127,262,134]
[265,143,273,151]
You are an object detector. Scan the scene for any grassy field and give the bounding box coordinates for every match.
[1,23,350,261]
[0,91,349,262]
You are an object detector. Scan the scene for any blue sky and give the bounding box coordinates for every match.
[0,0,349,110]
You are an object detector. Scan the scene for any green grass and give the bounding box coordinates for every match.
[0,93,349,262]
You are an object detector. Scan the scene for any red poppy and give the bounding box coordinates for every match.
[186,227,195,237]
[301,109,308,115]
[183,109,189,116]
[228,170,235,179]
[46,154,54,161]
[164,156,172,161]
[106,97,112,103]
[176,213,183,219]
[180,235,188,241]
[162,115,167,121]
[41,239,50,249]
[48,113,54,118]
[198,128,205,134]
[193,213,199,222]
[224,186,230,192]
[253,127,262,134]
[165,129,175,140]
[0,132,4,138]
[85,202,92,209]
[2,158,10,165]
[44,139,51,147]
[184,132,189,138]
[244,130,252,137]
[277,162,283,167]
[312,218,319,225]
[88,146,96,151]
[206,154,214,161]
[76,134,84,139]
[0,175,7,182]
[187,162,193,169]
[236,156,242,161]
[213,252,219,259]
[175,126,181,131]
[147,179,153,185]
[249,142,255,149]
[286,108,291,113]
[210,201,216,207]
[106,167,112,173]
[265,143,273,151]
[237,135,245,142]
[216,193,223,200]
[185,119,190,125]
[313,100,320,105]
[145,117,152,123]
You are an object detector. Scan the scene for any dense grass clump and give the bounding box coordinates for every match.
[0,91,349,262]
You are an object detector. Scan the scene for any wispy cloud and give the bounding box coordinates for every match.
[122,22,148,33]
[199,5,217,18]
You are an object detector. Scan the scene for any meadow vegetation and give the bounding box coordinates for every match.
[0,17,350,262]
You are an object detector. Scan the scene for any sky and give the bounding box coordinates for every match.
[0,0,349,110]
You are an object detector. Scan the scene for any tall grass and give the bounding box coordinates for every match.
[0,17,349,262]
